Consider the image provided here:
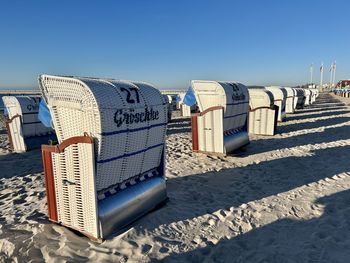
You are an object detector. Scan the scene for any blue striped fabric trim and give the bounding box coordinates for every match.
[226,101,249,106]
[97,143,164,164]
[22,112,38,115]
[97,168,160,200]
[224,112,247,119]
[23,121,42,125]
[101,122,167,136]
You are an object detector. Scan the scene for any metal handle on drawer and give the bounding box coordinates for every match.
[62,179,76,186]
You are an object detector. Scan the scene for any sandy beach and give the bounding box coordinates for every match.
[0,92,350,262]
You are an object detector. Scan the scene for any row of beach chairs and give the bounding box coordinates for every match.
[186,82,318,154]
[334,89,350,97]
[1,75,319,241]
[334,80,350,97]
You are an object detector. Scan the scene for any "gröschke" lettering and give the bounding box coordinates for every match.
[114,107,160,127]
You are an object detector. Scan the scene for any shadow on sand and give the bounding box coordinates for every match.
[0,149,43,178]
[277,115,349,133]
[308,102,345,108]
[140,144,350,232]
[286,109,350,122]
[291,105,348,114]
[161,188,350,262]
[167,117,191,135]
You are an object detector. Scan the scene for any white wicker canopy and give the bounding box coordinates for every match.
[191,80,249,133]
[266,86,287,102]
[39,75,168,193]
[265,86,287,121]
[283,87,296,98]
[248,88,274,110]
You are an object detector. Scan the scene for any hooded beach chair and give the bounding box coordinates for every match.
[180,104,192,117]
[346,89,350,98]
[341,89,346,97]
[283,87,297,113]
[316,89,320,98]
[335,88,341,96]
[175,92,186,110]
[174,92,191,116]
[291,88,299,110]
[176,91,192,117]
[190,80,250,155]
[247,88,278,136]
[309,89,314,103]
[180,87,198,117]
[163,95,172,122]
[166,95,176,110]
[303,89,311,106]
[169,95,177,110]
[309,88,318,104]
[293,88,306,109]
[339,88,347,98]
[39,75,168,241]
[337,89,344,97]
[266,87,287,122]
[2,96,55,152]
[336,87,343,97]
[336,80,350,97]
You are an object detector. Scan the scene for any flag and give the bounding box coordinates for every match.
[329,63,333,72]
[183,87,197,107]
[320,64,323,72]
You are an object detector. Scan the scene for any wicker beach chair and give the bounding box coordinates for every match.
[180,104,192,117]
[176,92,186,110]
[293,88,306,109]
[247,88,278,136]
[39,75,168,241]
[2,96,55,152]
[335,88,344,97]
[340,88,346,97]
[169,95,177,110]
[266,87,287,122]
[283,87,297,113]
[303,89,311,106]
[336,81,350,97]
[190,80,250,154]
[175,93,192,117]
[309,89,317,104]
[293,90,299,109]
[163,95,172,122]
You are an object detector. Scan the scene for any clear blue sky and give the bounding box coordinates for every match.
[0,0,349,89]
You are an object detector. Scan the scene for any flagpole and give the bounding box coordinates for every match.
[329,63,333,88]
[332,61,336,87]
[320,62,323,89]
[310,63,313,84]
